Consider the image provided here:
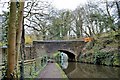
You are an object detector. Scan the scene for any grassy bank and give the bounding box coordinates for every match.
[79,31,120,67]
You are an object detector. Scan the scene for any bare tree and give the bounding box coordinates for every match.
[72,7,84,38]
[115,0,120,29]
[24,0,53,40]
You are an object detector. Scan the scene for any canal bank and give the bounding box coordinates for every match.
[79,33,120,67]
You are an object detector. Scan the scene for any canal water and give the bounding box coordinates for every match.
[60,62,120,78]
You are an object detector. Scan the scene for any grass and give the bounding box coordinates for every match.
[55,63,68,80]
[53,52,60,57]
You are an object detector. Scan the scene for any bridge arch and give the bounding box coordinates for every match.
[58,49,76,62]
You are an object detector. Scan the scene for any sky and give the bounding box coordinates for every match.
[51,0,87,10]
[43,0,117,10]
[0,0,116,14]
[0,0,87,14]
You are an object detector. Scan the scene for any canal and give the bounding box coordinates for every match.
[60,62,120,78]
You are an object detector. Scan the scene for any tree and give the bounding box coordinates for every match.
[55,10,74,39]
[114,0,120,29]
[73,7,84,38]
[7,1,17,78]
[5,0,25,78]
[16,0,24,78]
[24,0,53,40]
[105,0,116,31]
[0,8,10,47]
[73,0,117,37]
[48,17,62,40]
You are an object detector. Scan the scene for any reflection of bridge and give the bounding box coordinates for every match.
[33,40,86,61]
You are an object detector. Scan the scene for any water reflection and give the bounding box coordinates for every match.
[61,62,120,78]
[60,52,69,69]
[61,61,68,69]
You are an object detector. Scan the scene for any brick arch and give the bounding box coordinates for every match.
[58,49,76,62]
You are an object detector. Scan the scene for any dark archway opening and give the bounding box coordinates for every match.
[58,50,75,62]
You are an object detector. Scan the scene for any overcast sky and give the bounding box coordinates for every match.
[51,0,87,10]
[0,0,87,13]
[0,0,116,14]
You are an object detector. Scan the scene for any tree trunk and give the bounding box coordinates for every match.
[87,25,92,36]
[115,1,120,29]
[16,0,24,78]
[76,21,81,38]
[20,18,25,79]
[115,1,120,18]
[105,0,116,31]
[7,1,17,79]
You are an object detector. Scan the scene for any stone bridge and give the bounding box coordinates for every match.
[33,40,86,61]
